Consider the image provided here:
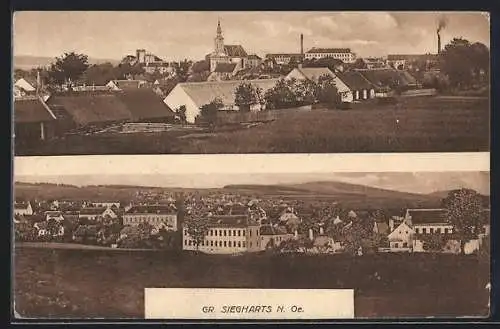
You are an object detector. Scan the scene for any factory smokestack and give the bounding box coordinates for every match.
[436,15,447,54]
[437,31,441,54]
[300,34,304,56]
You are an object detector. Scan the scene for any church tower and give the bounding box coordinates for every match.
[214,20,225,55]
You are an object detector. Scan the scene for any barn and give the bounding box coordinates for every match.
[335,71,376,101]
[164,79,279,123]
[115,89,175,123]
[14,97,57,144]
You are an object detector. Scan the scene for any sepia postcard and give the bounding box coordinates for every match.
[12,11,490,156]
[12,154,491,319]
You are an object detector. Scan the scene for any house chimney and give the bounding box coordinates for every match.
[308,228,314,241]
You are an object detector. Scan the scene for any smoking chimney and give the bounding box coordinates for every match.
[300,34,304,55]
[437,31,441,54]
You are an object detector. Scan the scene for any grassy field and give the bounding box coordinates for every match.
[13,246,490,319]
[15,96,489,155]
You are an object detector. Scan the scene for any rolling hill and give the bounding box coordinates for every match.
[13,55,121,70]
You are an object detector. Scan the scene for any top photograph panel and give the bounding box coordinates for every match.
[13,11,490,155]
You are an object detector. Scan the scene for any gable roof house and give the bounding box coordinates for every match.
[164,79,279,123]
[335,71,377,101]
[357,69,419,92]
[116,89,175,123]
[207,63,239,82]
[45,91,133,127]
[285,66,354,103]
[14,97,58,143]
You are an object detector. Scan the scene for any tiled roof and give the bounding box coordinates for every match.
[260,225,289,236]
[407,209,448,224]
[307,48,351,54]
[336,71,374,90]
[46,92,132,125]
[214,63,237,73]
[224,45,248,57]
[293,67,335,81]
[357,69,418,89]
[116,89,175,120]
[14,98,57,123]
[125,205,176,215]
[247,54,262,60]
[387,54,438,61]
[174,79,279,109]
[80,207,107,215]
[207,215,257,228]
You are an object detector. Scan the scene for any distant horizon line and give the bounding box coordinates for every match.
[13,179,489,197]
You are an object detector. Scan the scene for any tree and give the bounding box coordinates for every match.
[172,59,192,83]
[115,62,144,80]
[442,188,483,254]
[83,62,117,86]
[234,83,263,112]
[315,74,340,106]
[47,52,90,87]
[199,97,224,128]
[439,38,490,89]
[421,234,447,252]
[264,78,300,109]
[351,58,368,70]
[184,210,209,251]
[175,105,187,124]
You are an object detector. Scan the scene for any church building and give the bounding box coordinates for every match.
[208,20,249,73]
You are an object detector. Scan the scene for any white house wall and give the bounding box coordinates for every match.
[164,86,200,124]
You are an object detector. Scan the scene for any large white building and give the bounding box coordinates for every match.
[123,205,178,231]
[183,215,261,254]
[304,48,356,63]
[14,201,33,216]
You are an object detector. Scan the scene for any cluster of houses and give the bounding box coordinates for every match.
[14,19,437,142]
[14,190,490,255]
[183,205,490,255]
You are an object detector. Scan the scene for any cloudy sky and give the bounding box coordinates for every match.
[14,171,490,195]
[13,11,490,61]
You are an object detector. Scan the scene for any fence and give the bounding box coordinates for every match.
[400,88,437,97]
[214,106,313,125]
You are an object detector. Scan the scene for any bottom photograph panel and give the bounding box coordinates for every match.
[13,165,490,319]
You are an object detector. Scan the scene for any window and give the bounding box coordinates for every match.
[184,239,187,246]
[214,230,218,236]
[228,230,231,236]
[219,230,223,236]
[243,230,246,236]
[403,242,408,248]
[238,230,241,236]
[210,230,213,236]
[224,230,227,236]
[224,241,227,247]
[189,240,192,246]
[444,228,449,234]
[249,230,252,237]
[415,228,420,234]
[430,228,434,234]
[238,241,241,247]
[422,228,427,234]
[210,241,214,247]
[243,241,246,247]
[394,242,399,248]
[250,242,252,248]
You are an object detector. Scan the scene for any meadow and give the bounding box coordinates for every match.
[13,245,490,319]
[15,96,489,155]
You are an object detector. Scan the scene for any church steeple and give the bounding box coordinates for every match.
[214,19,225,55]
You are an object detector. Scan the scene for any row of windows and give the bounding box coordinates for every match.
[125,217,174,223]
[393,242,409,248]
[208,229,246,237]
[185,239,256,248]
[416,227,452,234]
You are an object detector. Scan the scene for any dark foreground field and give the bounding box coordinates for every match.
[13,246,490,319]
[16,97,489,155]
